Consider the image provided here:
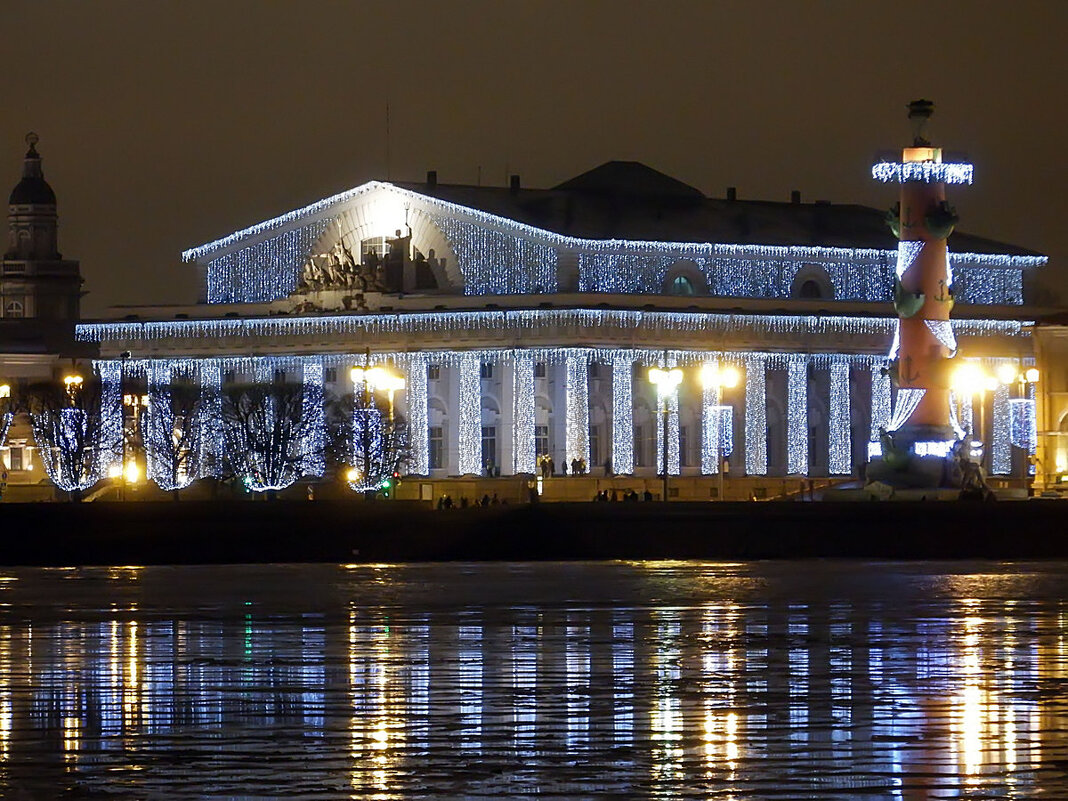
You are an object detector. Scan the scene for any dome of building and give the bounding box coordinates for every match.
[9,133,56,206]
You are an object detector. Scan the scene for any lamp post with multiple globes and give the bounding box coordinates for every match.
[648,363,739,502]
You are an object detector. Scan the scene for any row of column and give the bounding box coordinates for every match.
[93,351,1024,484]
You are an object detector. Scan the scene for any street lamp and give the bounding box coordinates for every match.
[952,362,996,468]
[351,365,406,422]
[62,373,83,403]
[648,367,683,502]
[997,363,1040,478]
[700,363,740,501]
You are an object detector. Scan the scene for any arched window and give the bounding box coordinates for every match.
[669,275,695,296]
[799,279,823,299]
[4,300,24,319]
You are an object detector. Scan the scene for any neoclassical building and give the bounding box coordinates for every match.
[70,160,1046,496]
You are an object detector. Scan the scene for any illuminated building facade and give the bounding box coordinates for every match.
[71,158,1046,495]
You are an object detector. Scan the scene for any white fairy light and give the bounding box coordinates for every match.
[787,359,808,474]
[76,309,1033,347]
[565,354,591,468]
[98,360,123,479]
[870,363,891,441]
[198,361,222,478]
[925,320,957,354]
[457,354,482,474]
[178,179,1039,304]
[700,369,720,475]
[991,382,1011,475]
[612,354,634,475]
[887,388,925,432]
[828,361,851,475]
[399,353,429,475]
[302,359,325,477]
[913,440,955,458]
[896,241,924,279]
[513,354,536,474]
[744,356,767,475]
[871,161,974,184]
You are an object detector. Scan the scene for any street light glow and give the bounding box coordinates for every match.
[996,363,1018,385]
[700,363,740,390]
[1025,367,1040,384]
[648,367,683,394]
[0,384,9,399]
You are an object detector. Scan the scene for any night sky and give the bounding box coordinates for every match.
[4,1,1065,316]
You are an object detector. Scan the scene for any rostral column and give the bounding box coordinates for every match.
[869,100,973,486]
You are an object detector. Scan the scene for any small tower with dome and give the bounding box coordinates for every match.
[1,133,82,320]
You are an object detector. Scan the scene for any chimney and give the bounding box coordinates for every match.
[726,186,737,201]
[510,174,521,193]
[426,170,437,187]
[791,190,801,204]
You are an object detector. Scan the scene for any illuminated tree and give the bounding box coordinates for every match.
[329,389,409,495]
[221,381,320,496]
[144,378,214,498]
[25,375,120,501]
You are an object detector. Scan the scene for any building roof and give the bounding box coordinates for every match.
[8,139,56,206]
[395,161,1041,257]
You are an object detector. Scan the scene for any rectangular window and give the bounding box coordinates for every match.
[481,425,497,471]
[633,424,645,467]
[428,426,443,469]
[679,425,689,467]
[10,447,23,471]
[589,362,601,378]
[325,367,337,384]
[535,424,549,457]
[428,364,441,380]
[273,369,286,384]
[589,425,601,466]
[480,362,493,379]
[534,362,547,378]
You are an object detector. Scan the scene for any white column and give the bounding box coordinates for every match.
[565,353,590,468]
[745,356,767,476]
[457,353,482,475]
[828,360,851,475]
[198,360,222,478]
[612,353,634,475]
[870,363,891,441]
[654,376,680,475]
[404,353,429,475]
[701,359,720,475]
[302,358,325,477]
[145,361,173,488]
[992,381,1011,475]
[787,358,808,475]
[98,359,123,478]
[512,353,536,474]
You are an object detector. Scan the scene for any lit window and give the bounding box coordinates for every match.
[669,275,695,296]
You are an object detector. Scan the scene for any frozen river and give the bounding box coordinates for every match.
[0,560,1066,798]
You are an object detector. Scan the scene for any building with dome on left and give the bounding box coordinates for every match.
[1,114,1064,503]
[0,134,92,500]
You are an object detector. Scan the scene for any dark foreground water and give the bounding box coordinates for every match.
[0,562,1066,799]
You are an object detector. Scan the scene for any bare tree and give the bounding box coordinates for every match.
[328,389,410,494]
[0,388,13,450]
[25,377,120,501]
[144,378,213,499]
[221,381,320,496]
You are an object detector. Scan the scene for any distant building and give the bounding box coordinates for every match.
[0,134,90,498]
[73,160,1047,498]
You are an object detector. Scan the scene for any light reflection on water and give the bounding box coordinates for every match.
[0,561,1065,798]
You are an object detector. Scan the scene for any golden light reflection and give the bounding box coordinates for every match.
[0,626,10,761]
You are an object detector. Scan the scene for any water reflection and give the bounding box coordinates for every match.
[0,562,1065,797]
